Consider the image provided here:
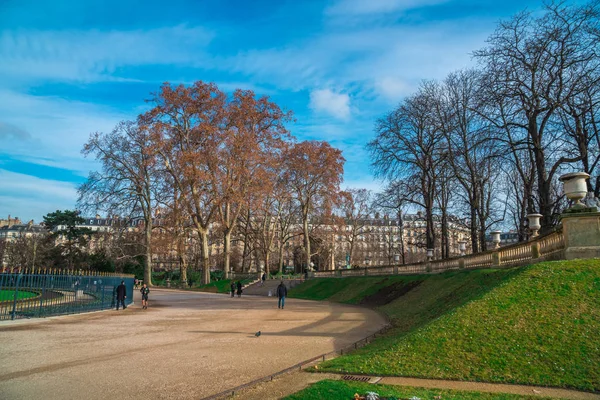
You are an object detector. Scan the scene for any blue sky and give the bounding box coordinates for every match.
[1,0,548,222]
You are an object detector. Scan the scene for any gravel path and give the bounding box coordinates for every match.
[0,288,386,400]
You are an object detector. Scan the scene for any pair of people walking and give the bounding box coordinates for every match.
[115,281,150,310]
[231,281,243,297]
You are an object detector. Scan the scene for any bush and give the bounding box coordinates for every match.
[123,260,143,278]
[88,251,115,273]
[210,270,225,281]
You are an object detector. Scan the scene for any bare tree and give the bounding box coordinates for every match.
[474,1,600,231]
[213,90,291,278]
[284,141,345,273]
[142,81,226,285]
[369,82,445,254]
[373,181,409,264]
[338,189,372,266]
[79,120,158,285]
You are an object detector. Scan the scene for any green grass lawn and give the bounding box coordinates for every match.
[0,289,38,301]
[289,260,600,391]
[284,380,555,400]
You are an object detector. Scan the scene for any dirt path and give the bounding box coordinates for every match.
[0,288,386,400]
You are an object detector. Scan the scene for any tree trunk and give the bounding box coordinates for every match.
[303,216,310,273]
[264,252,270,275]
[223,229,231,279]
[200,231,210,284]
[144,221,153,286]
[441,210,449,259]
[470,204,478,254]
[179,251,188,287]
[241,210,251,272]
[277,245,284,274]
[398,211,405,264]
[479,216,487,252]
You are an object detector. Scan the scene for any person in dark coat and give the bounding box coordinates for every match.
[230,281,236,298]
[116,280,127,310]
[236,281,242,297]
[261,273,266,286]
[140,283,150,309]
[277,281,287,309]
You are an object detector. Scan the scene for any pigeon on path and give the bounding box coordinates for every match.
[255,331,261,337]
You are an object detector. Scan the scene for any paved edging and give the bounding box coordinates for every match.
[230,371,600,400]
[375,376,600,400]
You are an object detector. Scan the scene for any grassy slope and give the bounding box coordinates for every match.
[284,380,554,400]
[289,260,600,391]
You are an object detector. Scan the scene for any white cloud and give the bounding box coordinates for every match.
[326,0,449,16]
[0,121,31,141]
[375,77,414,102]
[0,170,78,222]
[309,89,351,120]
[0,89,126,175]
[0,25,213,83]
[221,21,489,104]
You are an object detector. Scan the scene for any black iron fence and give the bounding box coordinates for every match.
[0,270,135,321]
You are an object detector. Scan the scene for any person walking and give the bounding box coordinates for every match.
[230,281,236,298]
[116,280,127,310]
[134,278,139,290]
[277,281,287,309]
[140,283,150,309]
[236,281,243,298]
[261,272,266,286]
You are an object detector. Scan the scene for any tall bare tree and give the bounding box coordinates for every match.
[284,141,345,273]
[474,1,600,231]
[369,82,445,254]
[338,188,372,266]
[79,120,157,285]
[142,81,226,285]
[213,89,291,278]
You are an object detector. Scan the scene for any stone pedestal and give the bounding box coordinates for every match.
[561,211,600,260]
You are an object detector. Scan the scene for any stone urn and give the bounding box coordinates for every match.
[426,248,434,261]
[526,213,542,238]
[491,231,502,249]
[559,172,590,207]
[458,240,466,256]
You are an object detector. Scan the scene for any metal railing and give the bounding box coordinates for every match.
[313,228,566,278]
[0,271,135,321]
